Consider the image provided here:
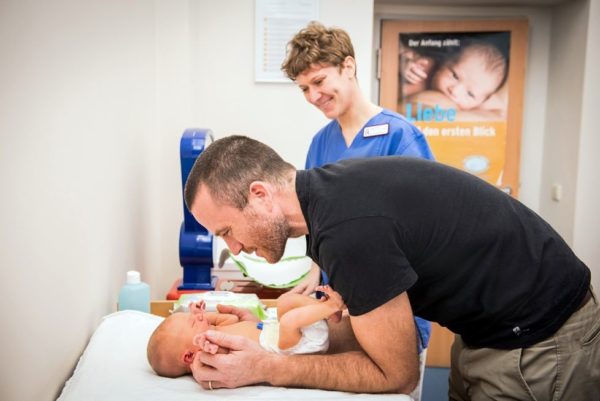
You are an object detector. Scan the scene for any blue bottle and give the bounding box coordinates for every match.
[118,270,150,313]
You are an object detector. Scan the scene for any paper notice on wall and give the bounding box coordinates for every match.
[255,0,319,83]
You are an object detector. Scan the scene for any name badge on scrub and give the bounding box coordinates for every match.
[363,124,389,137]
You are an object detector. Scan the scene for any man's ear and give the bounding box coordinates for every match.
[181,349,196,365]
[248,181,273,210]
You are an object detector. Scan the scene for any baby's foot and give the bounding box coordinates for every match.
[193,333,219,354]
[192,333,206,347]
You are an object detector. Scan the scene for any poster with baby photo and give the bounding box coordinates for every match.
[398,31,510,186]
[379,20,528,196]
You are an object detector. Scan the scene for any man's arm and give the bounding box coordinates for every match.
[191,292,419,393]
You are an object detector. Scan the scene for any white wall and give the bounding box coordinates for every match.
[0,1,160,400]
[187,0,374,168]
[539,0,588,242]
[147,0,196,306]
[573,0,600,292]
[539,0,599,290]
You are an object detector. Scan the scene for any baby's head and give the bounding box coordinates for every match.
[147,303,210,377]
[431,43,507,110]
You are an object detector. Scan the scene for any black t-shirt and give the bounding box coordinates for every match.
[296,157,590,349]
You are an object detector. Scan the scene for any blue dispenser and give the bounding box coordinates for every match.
[178,129,215,290]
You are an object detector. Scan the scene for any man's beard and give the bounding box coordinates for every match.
[244,208,289,263]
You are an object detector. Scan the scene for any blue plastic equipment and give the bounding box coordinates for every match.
[178,129,215,290]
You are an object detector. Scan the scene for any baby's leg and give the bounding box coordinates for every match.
[315,285,345,323]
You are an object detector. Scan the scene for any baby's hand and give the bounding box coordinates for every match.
[403,57,431,84]
[316,285,346,311]
[189,300,206,317]
[316,285,345,323]
[400,49,432,85]
[193,333,219,354]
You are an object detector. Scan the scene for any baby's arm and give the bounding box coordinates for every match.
[278,286,345,350]
[189,301,239,326]
[187,301,238,355]
[400,49,434,97]
[206,312,240,326]
[194,320,258,355]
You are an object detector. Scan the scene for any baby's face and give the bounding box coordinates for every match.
[431,54,502,110]
[172,311,210,342]
[163,312,210,370]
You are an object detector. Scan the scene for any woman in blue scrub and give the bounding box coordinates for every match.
[282,22,434,351]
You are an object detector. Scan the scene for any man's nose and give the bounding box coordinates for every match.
[224,237,243,255]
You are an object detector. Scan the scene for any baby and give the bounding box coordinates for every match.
[147,285,345,378]
[402,42,507,111]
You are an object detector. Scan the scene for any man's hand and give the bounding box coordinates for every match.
[190,330,276,389]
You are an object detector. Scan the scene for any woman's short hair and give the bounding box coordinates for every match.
[281,21,355,80]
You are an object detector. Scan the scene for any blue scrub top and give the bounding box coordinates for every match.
[306,108,433,350]
[306,109,434,169]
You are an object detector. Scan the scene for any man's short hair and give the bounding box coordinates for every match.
[184,135,295,210]
[281,21,355,80]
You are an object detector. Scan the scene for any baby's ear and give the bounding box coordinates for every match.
[181,349,196,365]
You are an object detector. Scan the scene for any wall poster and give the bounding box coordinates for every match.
[380,20,528,195]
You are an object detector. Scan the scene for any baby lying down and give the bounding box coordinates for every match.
[147,285,345,378]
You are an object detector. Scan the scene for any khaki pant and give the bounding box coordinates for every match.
[449,288,600,401]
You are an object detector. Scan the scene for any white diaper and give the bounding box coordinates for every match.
[259,320,329,355]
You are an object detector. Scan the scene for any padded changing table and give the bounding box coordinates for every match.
[57,310,412,401]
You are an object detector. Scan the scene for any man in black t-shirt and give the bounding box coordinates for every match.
[183,135,599,400]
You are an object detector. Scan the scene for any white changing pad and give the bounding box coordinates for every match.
[57,310,411,401]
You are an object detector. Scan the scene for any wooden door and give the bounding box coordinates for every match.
[379,19,528,367]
